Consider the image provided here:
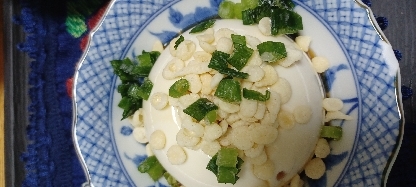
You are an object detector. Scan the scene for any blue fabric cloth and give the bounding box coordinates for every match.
[15,0,414,186]
[15,0,104,186]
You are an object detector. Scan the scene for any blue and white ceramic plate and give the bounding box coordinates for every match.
[73,0,404,186]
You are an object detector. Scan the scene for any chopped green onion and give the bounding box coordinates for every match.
[208,51,249,79]
[206,154,218,174]
[214,79,242,103]
[218,1,236,19]
[183,98,218,121]
[146,160,166,181]
[169,79,190,98]
[275,0,295,10]
[233,3,243,19]
[206,147,243,184]
[240,0,302,35]
[117,82,134,97]
[208,50,230,70]
[174,35,184,50]
[137,51,160,65]
[241,0,259,10]
[220,68,249,79]
[236,157,244,173]
[257,41,287,62]
[216,147,239,167]
[270,7,303,35]
[142,50,161,64]
[133,54,155,76]
[164,172,181,187]
[217,167,239,184]
[111,58,137,82]
[111,51,160,81]
[205,110,217,124]
[231,34,246,45]
[128,78,153,100]
[228,43,253,70]
[320,126,343,141]
[138,156,166,181]
[243,88,270,101]
[118,96,142,120]
[241,4,271,25]
[111,51,159,119]
[190,19,216,33]
[138,155,158,173]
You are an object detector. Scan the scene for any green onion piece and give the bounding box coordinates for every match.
[117,97,131,110]
[138,155,158,173]
[270,7,303,35]
[228,43,253,70]
[276,0,295,10]
[130,65,152,77]
[216,147,239,167]
[133,53,155,76]
[139,78,153,100]
[206,148,243,184]
[169,79,190,98]
[111,51,160,119]
[164,172,181,187]
[320,126,343,141]
[190,19,216,33]
[127,78,153,100]
[117,96,133,110]
[117,82,133,97]
[218,1,236,19]
[241,0,259,10]
[174,35,184,50]
[257,41,287,62]
[231,34,246,45]
[111,51,160,80]
[142,50,161,64]
[236,156,244,173]
[240,0,301,35]
[111,58,137,82]
[241,4,271,25]
[205,110,217,124]
[220,68,249,79]
[146,160,166,181]
[126,83,141,99]
[208,51,230,70]
[233,3,243,19]
[217,167,239,184]
[118,96,142,120]
[243,88,270,101]
[206,154,218,174]
[214,79,242,103]
[208,50,249,79]
[183,98,218,121]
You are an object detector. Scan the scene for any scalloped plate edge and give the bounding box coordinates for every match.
[70,0,406,186]
[71,0,119,186]
[354,0,405,186]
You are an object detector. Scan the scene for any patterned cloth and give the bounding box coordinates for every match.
[15,0,109,186]
[14,0,413,186]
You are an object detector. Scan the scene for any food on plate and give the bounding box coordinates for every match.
[110,0,353,186]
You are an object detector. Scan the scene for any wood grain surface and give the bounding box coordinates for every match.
[1,0,5,186]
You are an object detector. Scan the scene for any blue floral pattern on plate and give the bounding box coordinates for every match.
[73,0,403,186]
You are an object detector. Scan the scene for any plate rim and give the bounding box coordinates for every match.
[71,0,405,186]
[353,0,405,185]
